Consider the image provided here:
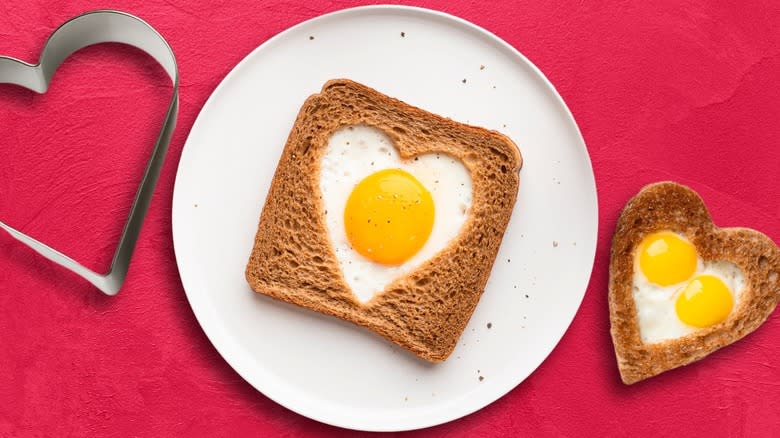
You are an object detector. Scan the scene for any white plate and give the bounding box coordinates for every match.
[172,5,597,432]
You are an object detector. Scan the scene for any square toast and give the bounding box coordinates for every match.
[246,79,522,361]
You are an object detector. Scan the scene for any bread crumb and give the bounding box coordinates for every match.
[309,36,314,40]
[553,241,559,247]
[487,322,492,329]
[401,31,405,37]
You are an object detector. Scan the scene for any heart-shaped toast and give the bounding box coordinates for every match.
[0,11,178,295]
[609,182,780,384]
[245,79,522,362]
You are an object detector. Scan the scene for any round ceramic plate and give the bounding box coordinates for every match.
[172,5,597,432]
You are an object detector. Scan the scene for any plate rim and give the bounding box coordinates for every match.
[171,4,598,432]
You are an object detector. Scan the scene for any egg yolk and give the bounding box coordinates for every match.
[344,169,434,265]
[638,231,698,286]
[675,275,733,328]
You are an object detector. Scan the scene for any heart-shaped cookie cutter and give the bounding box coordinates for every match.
[0,10,178,295]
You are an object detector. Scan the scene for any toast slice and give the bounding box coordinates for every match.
[609,182,780,384]
[245,79,522,362]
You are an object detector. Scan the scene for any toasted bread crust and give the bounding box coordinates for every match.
[245,79,522,362]
[609,182,780,384]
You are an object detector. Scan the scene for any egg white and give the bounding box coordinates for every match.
[632,235,745,344]
[319,124,473,303]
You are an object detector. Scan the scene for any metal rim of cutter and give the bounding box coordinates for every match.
[0,10,179,295]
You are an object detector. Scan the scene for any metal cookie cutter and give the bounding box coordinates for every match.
[0,10,179,295]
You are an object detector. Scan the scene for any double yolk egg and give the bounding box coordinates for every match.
[633,231,744,343]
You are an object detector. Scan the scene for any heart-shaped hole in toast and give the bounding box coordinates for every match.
[319,124,473,303]
[609,182,780,384]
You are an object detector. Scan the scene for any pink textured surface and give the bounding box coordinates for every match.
[1,0,779,436]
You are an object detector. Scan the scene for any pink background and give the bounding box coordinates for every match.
[2,1,779,436]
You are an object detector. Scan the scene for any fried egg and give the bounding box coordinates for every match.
[320,125,472,303]
[632,231,745,344]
